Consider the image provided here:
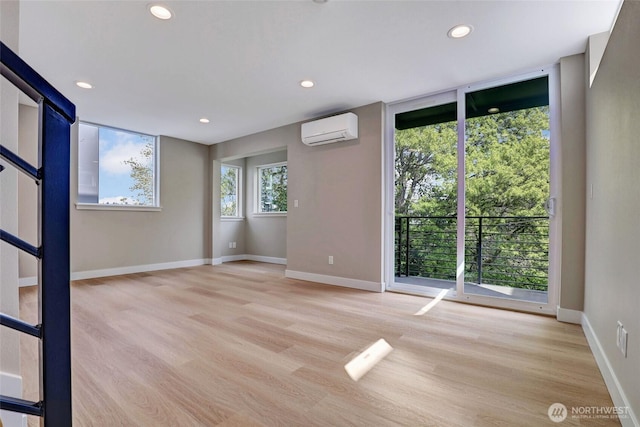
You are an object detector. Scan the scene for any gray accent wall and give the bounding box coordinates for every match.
[585,0,639,417]
[67,128,211,273]
[245,150,287,259]
[217,151,288,260]
[212,102,384,285]
[287,103,383,284]
[219,157,246,257]
[16,111,212,277]
[559,54,587,311]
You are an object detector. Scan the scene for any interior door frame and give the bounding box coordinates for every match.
[384,65,561,315]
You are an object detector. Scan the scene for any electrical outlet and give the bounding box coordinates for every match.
[328,256,334,265]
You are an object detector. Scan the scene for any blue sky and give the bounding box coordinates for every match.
[98,127,154,204]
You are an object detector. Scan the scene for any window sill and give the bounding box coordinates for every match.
[253,212,287,217]
[75,203,162,212]
[221,217,245,222]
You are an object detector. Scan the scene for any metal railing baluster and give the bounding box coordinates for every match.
[476,217,483,284]
[0,41,75,427]
[405,217,410,277]
[395,215,549,290]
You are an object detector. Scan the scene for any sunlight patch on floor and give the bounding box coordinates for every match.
[413,289,449,316]
[344,339,393,381]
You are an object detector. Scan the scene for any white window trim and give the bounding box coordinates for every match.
[76,121,160,209]
[253,212,287,218]
[256,161,287,215]
[221,164,242,218]
[221,217,246,222]
[75,203,162,212]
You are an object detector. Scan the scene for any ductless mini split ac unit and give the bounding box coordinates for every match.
[301,112,358,146]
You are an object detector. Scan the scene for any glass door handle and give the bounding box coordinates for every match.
[545,197,556,217]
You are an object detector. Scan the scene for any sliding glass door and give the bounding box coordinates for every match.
[387,69,558,313]
[394,97,458,296]
[462,78,551,303]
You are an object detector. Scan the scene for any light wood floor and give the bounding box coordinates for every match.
[19,261,619,426]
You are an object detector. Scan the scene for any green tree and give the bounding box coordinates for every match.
[260,165,287,212]
[221,166,238,216]
[463,107,550,289]
[395,107,550,217]
[394,121,458,279]
[122,140,154,205]
[465,107,549,218]
[395,122,457,216]
[395,107,550,289]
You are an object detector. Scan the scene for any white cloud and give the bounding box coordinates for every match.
[100,140,143,175]
[99,196,129,205]
[98,196,143,205]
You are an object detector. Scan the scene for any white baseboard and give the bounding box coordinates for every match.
[556,306,583,324]
[245,255,286,265]
[220,254,287,265]
[18,276,37,288]
[582,314,638,427]
[70,256,287,281]
[220,254,249,263]
[0,371,27,427]
[285,270,384,292]
[71,258,212,281]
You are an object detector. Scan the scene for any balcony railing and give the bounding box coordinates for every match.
[395,216,549,291]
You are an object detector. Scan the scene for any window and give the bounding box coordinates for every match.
[257,162,287,213]
[78,122,158,207]
[221,164,241,217]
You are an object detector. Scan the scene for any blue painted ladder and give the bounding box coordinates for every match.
[0,41,75,426]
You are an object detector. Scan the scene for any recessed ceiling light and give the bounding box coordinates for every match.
[199,118,210,124]
[300,80,315,88]
[75,81,93,89]
[488,107,500,114]
[447,24,473,39]
[149,5,173,20]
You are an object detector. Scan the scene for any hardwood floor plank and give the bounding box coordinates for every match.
[18,261,619,426]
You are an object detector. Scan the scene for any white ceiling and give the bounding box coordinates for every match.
[18,0,620,145]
